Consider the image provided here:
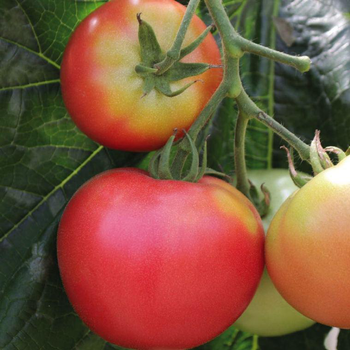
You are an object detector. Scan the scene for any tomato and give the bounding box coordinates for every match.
[57,169,264,349]
[233,170,315,336]
[266,156,350,328]
[60,0,222,152]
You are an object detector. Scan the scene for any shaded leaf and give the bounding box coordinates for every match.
[273,0,350,169]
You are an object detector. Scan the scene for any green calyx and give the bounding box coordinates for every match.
[280,133,349,190]
[281,146,313,188]
[149,130,228,182]
[309,130,349,175]
[310,130,333,175]
[248,180,271,217]
[135,14,220,98]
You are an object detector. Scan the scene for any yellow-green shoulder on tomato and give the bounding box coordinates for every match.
[233,169,315,337]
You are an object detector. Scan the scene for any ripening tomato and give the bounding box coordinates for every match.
[60,0,222,152]
[234,170,314,336]
[266,156,350,328]
[57,169,264,349]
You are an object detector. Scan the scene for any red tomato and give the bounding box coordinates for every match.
[266,156,350,328]
[60,0,222,152]
[57,169,264,349]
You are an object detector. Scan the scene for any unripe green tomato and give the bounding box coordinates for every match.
[266,156,350,328]
[234,169,315,336]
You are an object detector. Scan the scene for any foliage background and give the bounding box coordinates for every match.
[0,0,349,348]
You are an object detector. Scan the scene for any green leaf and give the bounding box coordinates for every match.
[0,0,143,348]
[196,327,256,350]
[273,0,350,169]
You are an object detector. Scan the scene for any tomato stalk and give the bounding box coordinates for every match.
[235,89,311,162]
[233,112,250,197]
[203,0,313,203]
[154,0,201,74]
[169,54,239,180]
[147,0,314,195]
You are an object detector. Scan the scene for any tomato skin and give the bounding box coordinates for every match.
[57,169,264,349]
[60,0,222,152]
[266,156,350,328]
[234,170,314,336]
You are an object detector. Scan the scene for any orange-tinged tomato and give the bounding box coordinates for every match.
[60,0,222,151]
[266,156,350,328]
[57,168,264,349]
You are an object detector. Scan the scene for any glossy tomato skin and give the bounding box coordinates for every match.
[266,156,350,328]
[57,169,264,349]
[234,170,314,336]
[60,0,222,152]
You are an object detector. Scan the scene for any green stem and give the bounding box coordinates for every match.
[238,37,311,73]
[171,51,240,178]
[171,0,243,179]
[154,0,313,184]
[171,79,228,179]
[234,113,250,197]
[236,90,310,162]
[205,0,311,202]
[204,0,310,73]
[155,0,200,75]
[204,0,243,59]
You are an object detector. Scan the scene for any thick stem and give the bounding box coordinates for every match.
[205,0,310,73]
[157,0,313,184]
[204,0,243,58]
[155,0,200,75]
[234,113,251,197]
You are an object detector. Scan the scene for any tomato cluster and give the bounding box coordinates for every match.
[59,0,265,348]
[58,0,350,348]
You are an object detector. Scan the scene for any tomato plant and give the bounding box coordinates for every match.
[3,0,350,348]
[57,168,264,349]
[60,0,222,152]
[234,169,315,336]
[266,156,350,329]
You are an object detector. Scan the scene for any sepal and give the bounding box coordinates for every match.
[281,146,313,188]
[179,24,215,60]
[310,130,333,175]
[137,13,163,66]
[248,180,270,217]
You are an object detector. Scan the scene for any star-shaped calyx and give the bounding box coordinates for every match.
[135,13,220,98]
